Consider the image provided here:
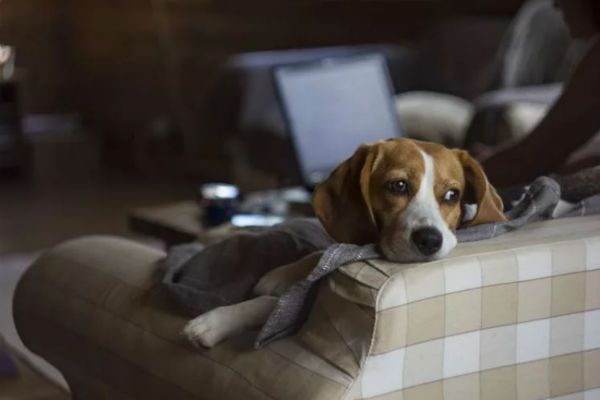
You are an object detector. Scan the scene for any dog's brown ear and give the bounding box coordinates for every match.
[455,150,506,227]
[313,144,380,244]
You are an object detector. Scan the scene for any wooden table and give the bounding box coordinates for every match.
[129,201,201,246]
[129,189,314,246]
[129,200,245,246]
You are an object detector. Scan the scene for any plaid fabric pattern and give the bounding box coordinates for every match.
[358,231,600,399]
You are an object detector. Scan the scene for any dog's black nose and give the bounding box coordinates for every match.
[411,227,443,256]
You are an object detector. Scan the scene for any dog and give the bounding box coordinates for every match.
[183,138,506,347]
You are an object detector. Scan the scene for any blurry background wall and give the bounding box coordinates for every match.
[0,0,524,175]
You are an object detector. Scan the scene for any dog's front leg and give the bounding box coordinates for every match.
[253,251,323,297]
[182,295,277,348]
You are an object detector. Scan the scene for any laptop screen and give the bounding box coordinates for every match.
[274,54,402,186]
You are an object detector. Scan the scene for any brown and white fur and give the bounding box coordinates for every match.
[183,138,506,347]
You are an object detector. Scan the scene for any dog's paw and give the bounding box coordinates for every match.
[181,310,229,348]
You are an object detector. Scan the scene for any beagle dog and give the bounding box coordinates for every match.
[183,138,506,347]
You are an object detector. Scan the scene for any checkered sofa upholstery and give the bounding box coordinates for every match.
[13,215,600,400]
[354,216,600,400]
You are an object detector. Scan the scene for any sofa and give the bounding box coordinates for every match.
[13,214,600,399]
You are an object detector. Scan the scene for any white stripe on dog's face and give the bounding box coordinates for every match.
[379,150,457,262]
[411,150,457,256]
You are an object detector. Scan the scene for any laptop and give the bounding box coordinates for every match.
[273,53,403,189]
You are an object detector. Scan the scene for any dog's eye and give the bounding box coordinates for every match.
[443,189,460,203]
[386,180,409,195]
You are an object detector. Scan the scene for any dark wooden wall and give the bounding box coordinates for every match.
[0,0,524,173]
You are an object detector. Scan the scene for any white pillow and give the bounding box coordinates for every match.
[395,91,474,147]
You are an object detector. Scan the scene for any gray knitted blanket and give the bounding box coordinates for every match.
[163,168,600,348]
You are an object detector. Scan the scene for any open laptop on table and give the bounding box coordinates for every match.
[232,53,404,225]
[273,53,404,189]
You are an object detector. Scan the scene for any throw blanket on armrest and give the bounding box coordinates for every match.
[163,168,600,348]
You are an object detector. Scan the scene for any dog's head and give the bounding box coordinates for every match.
[313,138,506,262]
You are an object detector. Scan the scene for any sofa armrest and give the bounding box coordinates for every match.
[356,216,600,399]
[13,236,168,398]
[13,236,356,400]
